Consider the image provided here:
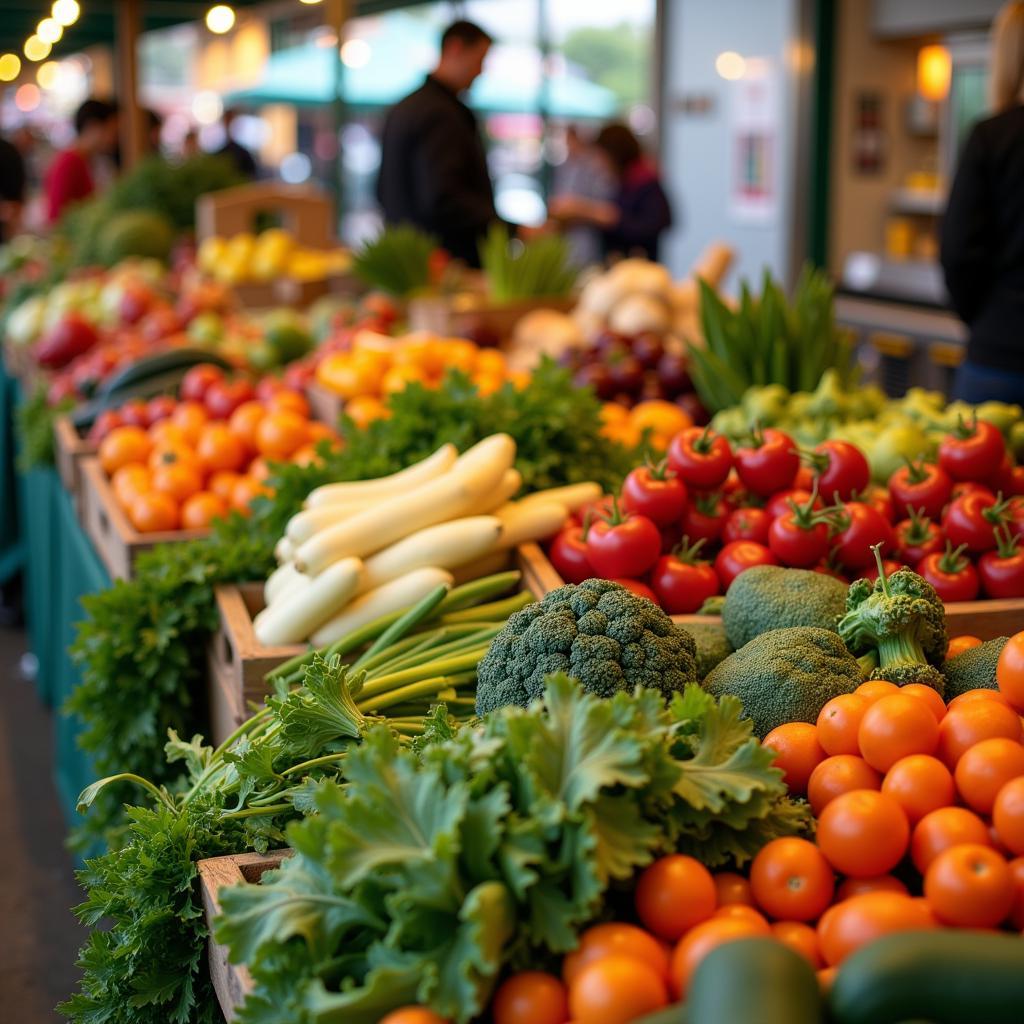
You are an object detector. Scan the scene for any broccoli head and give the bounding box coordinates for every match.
[838,550,948,695]
[942,637,1009,700]
[722,565,848,651]
[475,578,697,715]
[702,626,861,738]
[686,620,733,680]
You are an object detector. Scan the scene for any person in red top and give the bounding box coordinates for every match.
[44,98,119,224]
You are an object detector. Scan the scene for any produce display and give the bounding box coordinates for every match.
[196,227,352,285]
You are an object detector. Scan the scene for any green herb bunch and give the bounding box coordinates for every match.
[16,384,73,471]
[479,223,578,302]
[352,225,438,298]
[216,675,810,1024]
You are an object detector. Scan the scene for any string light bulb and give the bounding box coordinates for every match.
[52,0,81,27]
[205,5,236,34]
[0,53,21,81]
[24,35,52,62]
[37,18,63,45]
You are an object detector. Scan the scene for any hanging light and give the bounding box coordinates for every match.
[299,0,324,5]
[715,51,746,81]
[37,17,64,45]
[917,44,951,102]
[15,83,41,111]
[52,0,81,27]
[37,61,60,89]
[341,38,371,68]
[205,5,236,34]
[24,35,52,62]
[0,53,21,81]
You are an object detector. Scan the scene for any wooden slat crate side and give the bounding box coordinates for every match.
[304,382,344,429]
[54,416,96,504]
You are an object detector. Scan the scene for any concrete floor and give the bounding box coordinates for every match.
[0,622,86,1021]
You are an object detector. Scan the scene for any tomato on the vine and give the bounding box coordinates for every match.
[766,487,819,520]
[714,540,778,590]
[1008,497,1024,543]
[612,577,660,603]
[621,461,688,527]
[768,490,830,568]
[586,501,662,578]
[894,508,945,565]
[917,543,980,602]
[943,491,1008,553]
[992,458,1024,497]
[978,527,1024,598]
[548,524,593,584]
[722,507,771,545]
[950,481,996,504]
[861,557,906,583]
[681,492,729,545]
[734,429,800,497]
[809,441,870,502]
[888,460,952,521]
[667,425,732,490]
[650,537,719,614]
[828,501,896,570]
[861,485,896,524]
[939,417,1006,482]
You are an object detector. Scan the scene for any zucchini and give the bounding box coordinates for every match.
[688,937,823,1024]
[96,347,232,399]
[830,930,1024,1024]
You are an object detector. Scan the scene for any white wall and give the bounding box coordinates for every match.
[659,0,803,292]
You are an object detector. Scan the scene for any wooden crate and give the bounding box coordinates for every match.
[406,293,575,343]
[304,382,344,428]
[54,415,95,506]
[198,849,293,1023]
[2,337,44,392]
[78,457,207,580]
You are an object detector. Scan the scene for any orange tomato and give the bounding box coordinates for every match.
[227,400,266,451]
[857,693,939,772]
[954,736,1024,814]
[910,805,993,873]
[316,352,385,399]
[713,872,753,907]
[881,754,955,823]
[629,401,692,448]
[947,635,983,658]
[306,420,340,447]
[381,362,427,395]
[835,875,908,901]
[475,348,507,376]
[854,680,900,704]
[345,394,388,430]
[492,972,568,1024]
[151,461,203,503]
[763,722,826,795]
[181,491,228,530]
[947,688,1013,712]
[196,423,248,474]
[439,338,479,372]
[771,921,823,968]
[899,683,947,723]
[147,421,189,449]
[111,464,151,510]
[816,790,909,877]
[712,905,769,927]
[817,967,837,993]
[290,444,321,467]
[472,371,505,396]
[266,389,310,418]
[255,410,309,460]
[997,633,1024,712]
[209,470,242,502]
[148,442,199,473]
[993,776,1024,856]
[924,843,1013,928]
[807,756,881,816]
[816,694,871,757]
[668,917,769,999]
[750,838,835,922]
[562,923,669,987]
[99,426,153,476]
[937,699,1023,767]
[129,492,179,533]
[231,476,272,516]
[816,892,936,966]
[169,401,208,444]
[634,855,717,941]
[1008,856,1024,929]
[377,1009,448,1024]
[248,457,272,482]
[568,955,667,1024]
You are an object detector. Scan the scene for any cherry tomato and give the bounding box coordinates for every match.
[817,694,872,757]
[857,693,940,773]
[680,492,728,545]
[621,462,688,527]
[951,481,996,503]
[939,417,1006,482]
[1007,497,1024,544]
[635,855,717,940]
[713,873,754,907]
[771,921,823,968]
[997,632,1024,711]
[943,491,1007,553]
[810,440,871,502]
[978,528,1024,598]
[734,429,800,496]
[377,1008,447,1024]
[667,425,733,490]
[492,972,568,1024]
[937,699,1023,767]
[750,837,835,921]
[893,508,944,565]
[766,487,820,520]
[888,460,952,521]
[563,923,670,987]
[768,491,830,568]
[714,540,778,590]
[829,502,895,570]
[881,754,955,824]
[586,502,662,578]
[611,578,660,603]
[722,507,771,545]
[650,538,719,614]
[992,457,1024,497]
[549,525,593,584]
[917,543,980,602]
[569,956,668,1024]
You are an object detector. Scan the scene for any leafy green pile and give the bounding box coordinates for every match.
[216,675,810,1024]
[687,265,855,414]
[16,384,72,471]
[352,225,437,297]
[479,223,578,302]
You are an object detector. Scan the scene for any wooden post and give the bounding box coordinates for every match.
[324,0,349,230]
[117,0,145,168]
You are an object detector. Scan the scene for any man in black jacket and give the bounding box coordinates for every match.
[376,20,497,266]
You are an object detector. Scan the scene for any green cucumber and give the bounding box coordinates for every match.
[95,347,231,399]
[830,930,1024,1024]
[688,937,823,1024]
[70,367,204,429]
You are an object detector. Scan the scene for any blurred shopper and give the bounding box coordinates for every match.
[549,122,672,261]
[0,133,25,241]
[44,98,119,223]
[552,125,615,267]
[217,109,257,178]
[941,1,1024,401]
[377,20,498,266]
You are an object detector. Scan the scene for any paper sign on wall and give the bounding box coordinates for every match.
[730,58,779,224]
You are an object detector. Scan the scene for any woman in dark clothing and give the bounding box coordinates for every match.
[941,1,1024,401]
[549,122,672,261]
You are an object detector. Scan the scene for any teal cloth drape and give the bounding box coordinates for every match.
[0,360,23,586]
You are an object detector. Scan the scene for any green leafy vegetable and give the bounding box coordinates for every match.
[479,224,578,302]
[16,384,72,471]
[352,225,437,297]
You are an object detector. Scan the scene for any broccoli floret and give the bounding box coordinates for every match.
[722,565,848,650]
[686,620,733,680]
[702,626,861,738]
[942,637,1009,699]
[475,578,697,714]
[838,548,948,695]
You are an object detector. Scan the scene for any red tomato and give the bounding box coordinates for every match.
[943,491,1006,554]
[145,395,177,424]
[888,460,953,522]
[621,463,688,527]
[680,492,729,545]
[714,540,778,590]
[830,502,895,570]
[939,418,1006,482]
[549,526,593,585]
[204,378,256,420]
[951,481,996,503]
[667,426,733,490]
[722,507,771,546]
[861,557,907,584]
[811,440,871,502]
[917,543,980,602]
[650,540,719,614]
[766,487,820,520]
[862,485,896,524]
[86,409,125,442]
[179,363,224,403]
[586,504,662,578]
[978,529,1024,598]
[118,398,151,428]
[734,429,800,497]
[992,458,1024,497]
[1008,497,1024,544]
[893,508,944,566]
[768,491,830,568]
[612,578,660,603]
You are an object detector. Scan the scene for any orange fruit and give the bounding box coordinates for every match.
[954,737,1024,814]
[854,680,901,704]
[763,722,826,795]
[857,693,940,773]
[151,460,203,503]
[881,754,955,824]
[169,401,208,444]
[209,470,242,502]
[472,371,505,396]
[290,444,321,467]
[147,421,189,449]
[111,464,151,510]
[994,776,1024,856]
[771,921,823,968]
[99,426,153,476]
[129,491,179,533]
[181,491,228,530]
[266,389,310,417]
[196,423,248,474]
[344,394,388,429]
[227,400,266,451]
[231,476,272,516]
[381,362,426,395]
[475,348,507,375]
[669,917,769,999]
[255,410,309,460]
[148,442,199,473]
[247,457,271,482]
[306,421,341,449]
